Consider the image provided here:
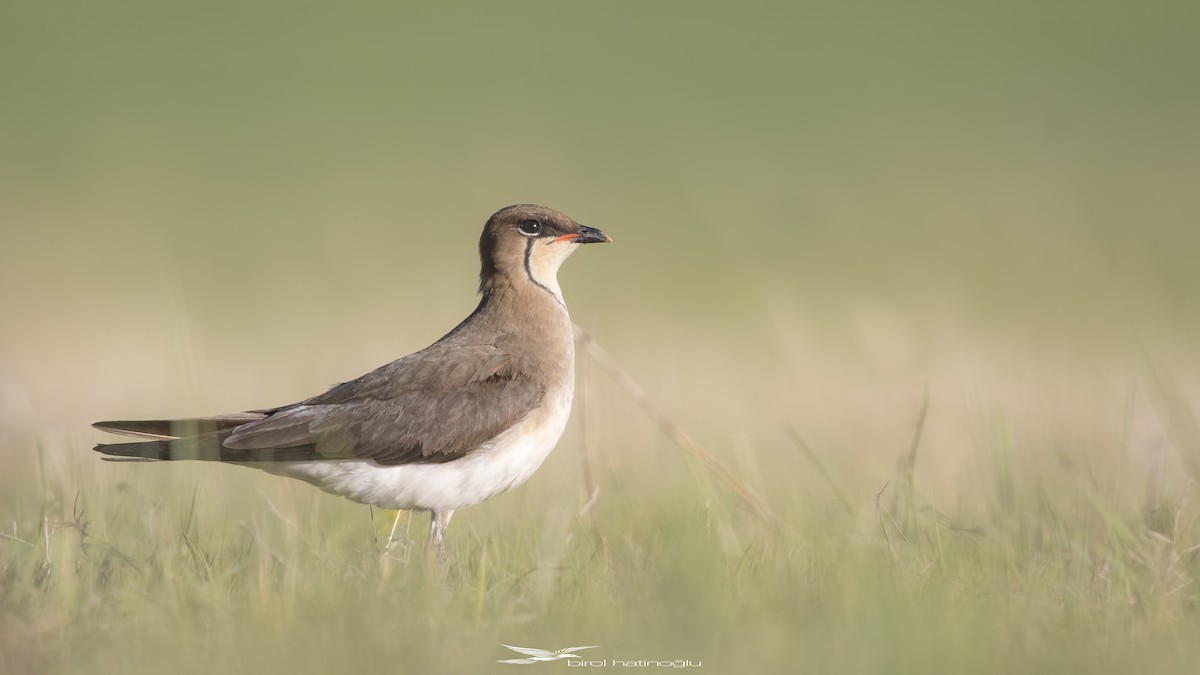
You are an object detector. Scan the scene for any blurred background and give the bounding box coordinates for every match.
[3,1,1200,673]
[4,0,1199,496]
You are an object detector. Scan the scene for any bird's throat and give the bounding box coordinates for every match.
[522,239,568,309]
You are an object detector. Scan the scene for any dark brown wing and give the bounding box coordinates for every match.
[222,344,543,465]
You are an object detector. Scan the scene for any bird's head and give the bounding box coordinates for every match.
[478,204,610,295]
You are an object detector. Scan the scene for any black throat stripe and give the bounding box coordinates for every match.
[523,238,566,308]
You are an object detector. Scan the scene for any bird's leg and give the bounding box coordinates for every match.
[385,509,405,552]
[426,509,454,564]
[378,510,411,578]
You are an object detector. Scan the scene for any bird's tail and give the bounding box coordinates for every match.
[93,436,223,462]
[93,415,256,462]
[92,415,318,463]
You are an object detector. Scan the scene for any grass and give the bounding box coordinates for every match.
[4,339,1200,675]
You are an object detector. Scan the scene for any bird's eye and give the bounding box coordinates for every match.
[517,219,542,236]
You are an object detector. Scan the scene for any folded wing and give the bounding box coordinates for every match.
[95,344,543,466]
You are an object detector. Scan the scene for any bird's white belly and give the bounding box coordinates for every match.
[256,382,574,512]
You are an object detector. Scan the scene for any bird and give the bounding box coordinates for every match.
[93,204,610,559]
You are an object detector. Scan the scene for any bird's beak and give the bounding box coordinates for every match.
[554,225,612,244]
